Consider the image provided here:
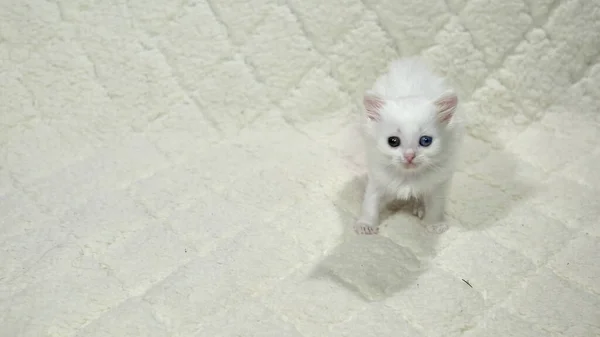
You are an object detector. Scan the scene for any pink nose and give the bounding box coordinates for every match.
[405,152,415,163]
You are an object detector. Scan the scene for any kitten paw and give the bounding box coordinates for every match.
[353,222,380,235]
[412,201,425,219]
[425,222,449,234]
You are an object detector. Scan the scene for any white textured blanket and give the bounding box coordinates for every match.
[2,0,599,336]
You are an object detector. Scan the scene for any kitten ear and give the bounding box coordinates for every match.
[363,92,385,121]
[434,91,458,123]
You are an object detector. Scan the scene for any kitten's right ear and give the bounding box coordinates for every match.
[363,92,384,121]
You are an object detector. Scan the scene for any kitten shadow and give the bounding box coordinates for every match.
[310,175,440,302]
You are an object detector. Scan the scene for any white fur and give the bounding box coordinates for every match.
[355,57,464,235]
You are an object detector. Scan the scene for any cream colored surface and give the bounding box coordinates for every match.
[1,0,600,336]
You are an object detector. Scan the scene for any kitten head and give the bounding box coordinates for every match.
[363,91,458,173]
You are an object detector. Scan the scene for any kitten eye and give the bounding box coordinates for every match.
[387,136,401,147]
[419,136,433,147]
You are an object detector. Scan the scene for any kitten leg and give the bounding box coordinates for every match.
[423,186,449,234]
[411,197,425,219]
[354,179,382,235]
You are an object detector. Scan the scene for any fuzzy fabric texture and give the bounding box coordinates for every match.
[1,0,600,336]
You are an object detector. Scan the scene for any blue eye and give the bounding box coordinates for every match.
[419,136,433,147]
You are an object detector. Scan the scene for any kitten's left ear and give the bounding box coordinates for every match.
[434,91,458,123]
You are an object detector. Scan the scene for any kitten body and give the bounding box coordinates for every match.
[355,57,464,235]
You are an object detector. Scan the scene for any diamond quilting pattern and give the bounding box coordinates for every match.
[1,0,600,336]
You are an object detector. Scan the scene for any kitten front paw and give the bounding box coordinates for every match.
[411,200,425,219]
[425,222,449,234]
[353,221,380,235]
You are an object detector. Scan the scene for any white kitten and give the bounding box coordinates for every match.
[355,57,464,235]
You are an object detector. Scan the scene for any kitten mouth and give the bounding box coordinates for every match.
[403,163,417,169]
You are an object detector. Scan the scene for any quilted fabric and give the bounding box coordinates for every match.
[1,0,600,336]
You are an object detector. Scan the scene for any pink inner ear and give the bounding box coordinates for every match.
[435,93,458,122]
[364,94,384,120]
